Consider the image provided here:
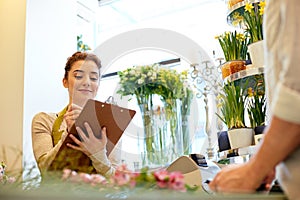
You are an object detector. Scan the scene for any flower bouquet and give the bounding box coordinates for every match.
[117,64,190,167]
[60,164,199,193]
[0,161,16,185]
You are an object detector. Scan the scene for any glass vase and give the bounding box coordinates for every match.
[163,99,184,163]
[139,98,183,168]
[182,114,191,155]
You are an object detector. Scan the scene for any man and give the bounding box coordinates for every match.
[209,1,300,199]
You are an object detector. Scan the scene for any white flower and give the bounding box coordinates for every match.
[130,69,136,75]
[137,79,144,85]
[152,72,157,79]
[141,74,147,79]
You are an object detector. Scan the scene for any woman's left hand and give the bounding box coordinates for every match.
[67,122,107,156]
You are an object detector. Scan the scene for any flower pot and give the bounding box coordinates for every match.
[254,125,266,145]
[254,125,266,135]
[229,60,246,74]
[248,40,264,68]
[227,128,254,149]
[221,60,246,79]
[217,131,231,152]
[221,62,231,79]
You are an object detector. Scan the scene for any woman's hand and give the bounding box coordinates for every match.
[64,103,83,132]
[67,122,107,157]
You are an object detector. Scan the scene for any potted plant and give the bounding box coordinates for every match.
[215,30,250,79]
[243,1,266,67]
[77,34,91,52]
[216,80,254,149]
[246,74,267,143]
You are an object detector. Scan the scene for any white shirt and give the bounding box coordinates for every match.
[264,0,300,199]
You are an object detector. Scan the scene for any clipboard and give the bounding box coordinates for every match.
[49,99,136,173]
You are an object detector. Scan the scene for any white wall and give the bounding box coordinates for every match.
[0,0,26,173]
[23,0,77,176]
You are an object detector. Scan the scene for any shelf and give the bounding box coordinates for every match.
[224,66,264,82]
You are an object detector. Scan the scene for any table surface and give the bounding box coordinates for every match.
[0,157,287,200]
[0,187,287,200]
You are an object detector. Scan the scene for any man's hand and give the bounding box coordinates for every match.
[208,162,269,193]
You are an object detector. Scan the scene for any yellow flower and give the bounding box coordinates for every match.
[259,7,265,16]
[259,1,266,8]
[244,3,254,13]
[236,33,245,41]
[247,87,254,97]
[232,11,244,26]
[232,11,241,19]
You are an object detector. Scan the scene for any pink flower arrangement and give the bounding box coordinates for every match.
[61,164,196,192]
[0,161,16,185]
[154,170,186,192]
[110,164,139,188]
[62,168,107,186]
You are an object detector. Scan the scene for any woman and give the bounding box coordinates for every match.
[31,51,120,178]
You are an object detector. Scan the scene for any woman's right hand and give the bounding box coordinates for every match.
[67,123,107,157]
[64,103,83,132]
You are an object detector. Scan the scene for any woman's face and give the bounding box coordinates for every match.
[63,60,100,107]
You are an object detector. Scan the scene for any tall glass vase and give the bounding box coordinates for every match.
[163,99,184,163]
[182,114,190,155]
[138,102,156,166]
[139,98,183,168]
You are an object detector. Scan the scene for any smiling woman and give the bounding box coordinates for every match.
[31,52,121,179]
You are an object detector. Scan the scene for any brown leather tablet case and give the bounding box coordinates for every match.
[49,99,136,173]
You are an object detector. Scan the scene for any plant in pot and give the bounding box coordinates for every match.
[216,80,254,150]
[246,74,267,143]
[215,30,250,79]
[243,1,266,67]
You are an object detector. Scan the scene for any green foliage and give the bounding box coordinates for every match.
[215,30,250,61]
[243,1,266,43]
[117,64,193,114]
[246,74,266,127]
[216,81,247,129]
[77,34,91,52]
